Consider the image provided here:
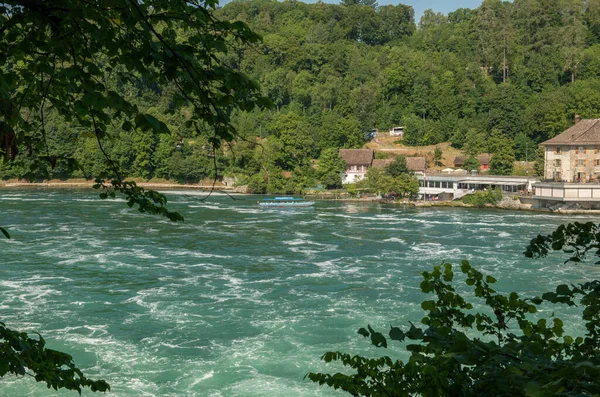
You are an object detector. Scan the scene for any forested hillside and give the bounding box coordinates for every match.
[4,0,600,192]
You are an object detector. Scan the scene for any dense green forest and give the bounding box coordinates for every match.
[3,0,600,192]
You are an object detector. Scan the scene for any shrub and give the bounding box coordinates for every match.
[461,187,503,207]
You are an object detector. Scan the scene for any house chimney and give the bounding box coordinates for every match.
[575,114,581,124]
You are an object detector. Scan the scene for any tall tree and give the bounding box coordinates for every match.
[558,0,587,83]
[385,155,409,177]
[317,147,345,189]
[489,139,516,175]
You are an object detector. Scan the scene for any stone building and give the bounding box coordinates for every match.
[541,117,600,182]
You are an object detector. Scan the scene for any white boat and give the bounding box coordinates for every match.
[258,197,315,207]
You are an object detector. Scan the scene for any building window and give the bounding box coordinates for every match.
[578,146,584,154]
[578,159,586,167]
[596,147,599,154]
[554,159,561,167]
[556,147,562,154]
[596,159,600,166]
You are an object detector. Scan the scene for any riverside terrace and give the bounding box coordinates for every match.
[417,173,538,201]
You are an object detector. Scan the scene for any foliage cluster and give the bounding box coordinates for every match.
[355,156,419,198]
[0,322,109,394]
[308,222,600,396]
[462,156,480,172]
[461,186,503,207]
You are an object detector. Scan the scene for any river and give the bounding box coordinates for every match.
[1,189,599,396]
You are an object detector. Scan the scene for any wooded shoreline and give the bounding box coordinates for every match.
[0,180,235,190]
[5,180,600,214]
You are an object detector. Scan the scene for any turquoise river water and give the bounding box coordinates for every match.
[1,189,600,396]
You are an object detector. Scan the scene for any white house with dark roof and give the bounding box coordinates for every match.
[339,149,374,184]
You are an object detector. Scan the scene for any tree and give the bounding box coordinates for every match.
[357,166,418,198]
[379,5,416,42]
[0,0,268,392]
[462,156,480,172]
[317,148,345,189]
[433,146,443,167]
[484,84,524,138]
[524,88,570,142]
[489,140,515,175]
[340,0,378,9]
[271,112,315,170]
[385,156,409,177]
[462,129,487,156]
[558,0,586,83]
[308,221,600,396]
[393,173,419,198]
[513,132,537,162]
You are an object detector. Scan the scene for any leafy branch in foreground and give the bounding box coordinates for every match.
[0,0,270,216]
[0,322,109,394]
[525,221,600,264]
[308,258,600,396]
[93,178,184,222]
[1,0,271,391]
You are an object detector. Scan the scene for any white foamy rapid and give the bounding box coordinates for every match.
[1,189,598,396]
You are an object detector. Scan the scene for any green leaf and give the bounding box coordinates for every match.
[524,381,543,397]
[370,331,387,348]
[552,318,564,336]
[421,300,436,312]
[556,284,570,296]
[461,260,471,273]
[405,322,424,340]
[389,326,405,342]
[542,292,557,302]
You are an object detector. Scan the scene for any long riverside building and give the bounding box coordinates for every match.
[417,173,538,201]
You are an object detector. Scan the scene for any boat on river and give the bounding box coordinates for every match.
[258,197,315,207]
